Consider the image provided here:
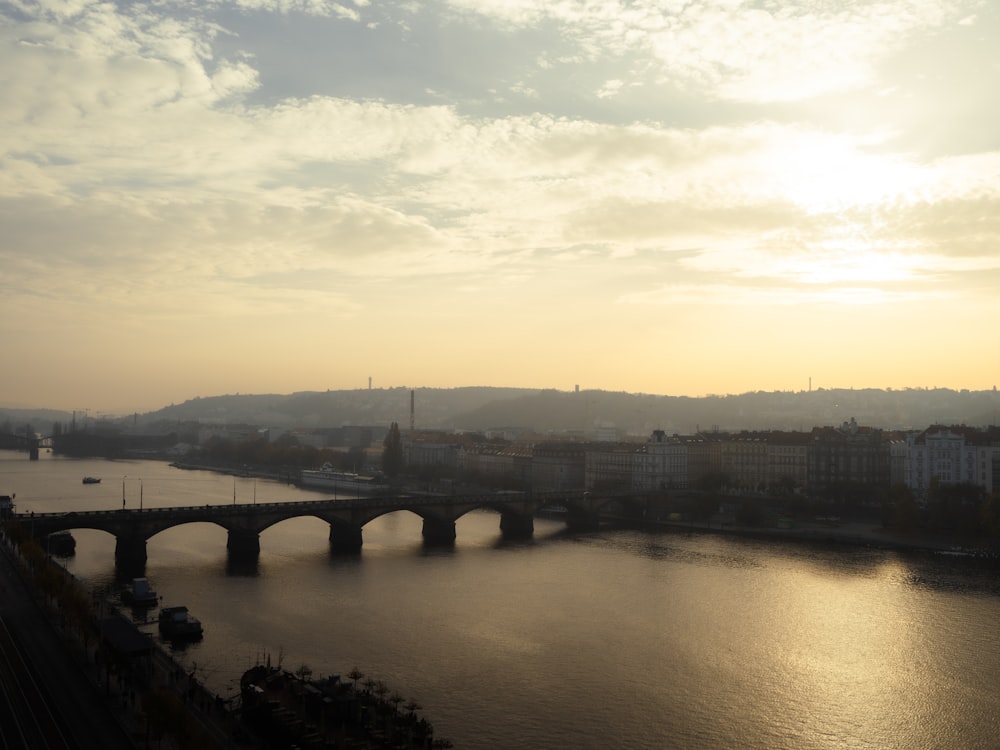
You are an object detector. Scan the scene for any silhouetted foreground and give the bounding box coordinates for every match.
[242,664,448,749]
[1,519,451,749]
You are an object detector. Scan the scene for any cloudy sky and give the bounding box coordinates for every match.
[2,0,998,413]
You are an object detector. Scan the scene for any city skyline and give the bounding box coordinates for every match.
[3,0,999,414]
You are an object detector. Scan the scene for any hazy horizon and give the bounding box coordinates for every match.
[4,1,999,415]
[3,381,998,420]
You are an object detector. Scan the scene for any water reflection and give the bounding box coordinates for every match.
[893,554,1000,597]
[225,558,260,577]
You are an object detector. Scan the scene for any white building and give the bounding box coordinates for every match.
[633,430,688,490]
[905,426,1000,500]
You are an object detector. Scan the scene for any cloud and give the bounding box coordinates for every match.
[442,0,970,102]
[5,5,999,311]
[619,281,939,308]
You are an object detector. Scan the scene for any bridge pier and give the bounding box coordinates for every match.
[227,529,261,560]
[500,511,534,539]
[329,523,363,554]
[114,535,147,567]
[421,517,456,546]
[565,507,601,532]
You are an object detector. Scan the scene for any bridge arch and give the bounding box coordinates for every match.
[18,489,643,565]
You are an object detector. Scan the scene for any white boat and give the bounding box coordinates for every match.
[299,463,388,494]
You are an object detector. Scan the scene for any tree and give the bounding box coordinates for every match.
[347,667,364,692]
[979,492,1000,537]
[382,422,404,478]
[885,482,919,531]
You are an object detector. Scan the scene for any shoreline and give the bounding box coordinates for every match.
[635,515,1000,561]
[159,456,1000,562]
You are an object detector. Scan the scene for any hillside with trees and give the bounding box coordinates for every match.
[3,386,999,439]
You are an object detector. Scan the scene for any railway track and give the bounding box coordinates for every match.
[0,614,74,750]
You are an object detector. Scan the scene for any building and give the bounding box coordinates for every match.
[765,431,810,491]
[531,442,587,490]
[905,425,1000,500]
[719,433,769,492]
[584,443,639,490]
[634,430,688,490]
[807,418,891,492]
[460,444,532,486]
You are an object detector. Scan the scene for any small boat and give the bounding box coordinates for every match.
[46,530,76,556]
[121,577,158,607]
[158,606,203,640]
[82,476,101,484]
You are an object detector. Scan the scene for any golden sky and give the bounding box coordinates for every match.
[2,0,999,413]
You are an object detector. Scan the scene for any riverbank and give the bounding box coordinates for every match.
[169,459,296,483]
[0,524,240,748]
[2,514,451,750]
[639,514,1000,562]
[172,455,1000,561]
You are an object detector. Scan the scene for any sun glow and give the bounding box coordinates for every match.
[790,247,919,285]
[772,134,926,213]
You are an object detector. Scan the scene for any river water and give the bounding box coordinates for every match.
[3,450,1000,749]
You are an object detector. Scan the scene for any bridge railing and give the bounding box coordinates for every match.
[18,489,595,522]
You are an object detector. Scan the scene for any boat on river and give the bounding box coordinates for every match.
[46,530,76,556]
[158,606,203,640]
[82,476,101,484]
[299,463,388,494]
[121,577,158,607]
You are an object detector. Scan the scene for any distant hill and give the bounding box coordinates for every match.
[5,387,1000,438]
[453,387,1000,436]
[0,407,74,436]
[140,386,1000,436]
[140,387,538,431]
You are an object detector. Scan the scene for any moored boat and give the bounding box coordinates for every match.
[158,605,203,640]
[82,476,101,484]
[299,463,388,494]
[46,530,76,556]
[121,577,158,607]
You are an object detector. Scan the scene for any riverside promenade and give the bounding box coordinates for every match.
[0,528,447,750]
[0,531,241,750]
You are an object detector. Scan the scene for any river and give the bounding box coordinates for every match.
[3,449,1000,749]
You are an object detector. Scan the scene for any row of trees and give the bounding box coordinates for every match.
[678,479,1000,541]
[196,434,369,474]
[191,421,408,480]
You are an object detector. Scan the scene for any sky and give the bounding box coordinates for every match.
[2,0,999,414]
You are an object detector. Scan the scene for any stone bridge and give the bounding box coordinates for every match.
[21,490,648,567]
